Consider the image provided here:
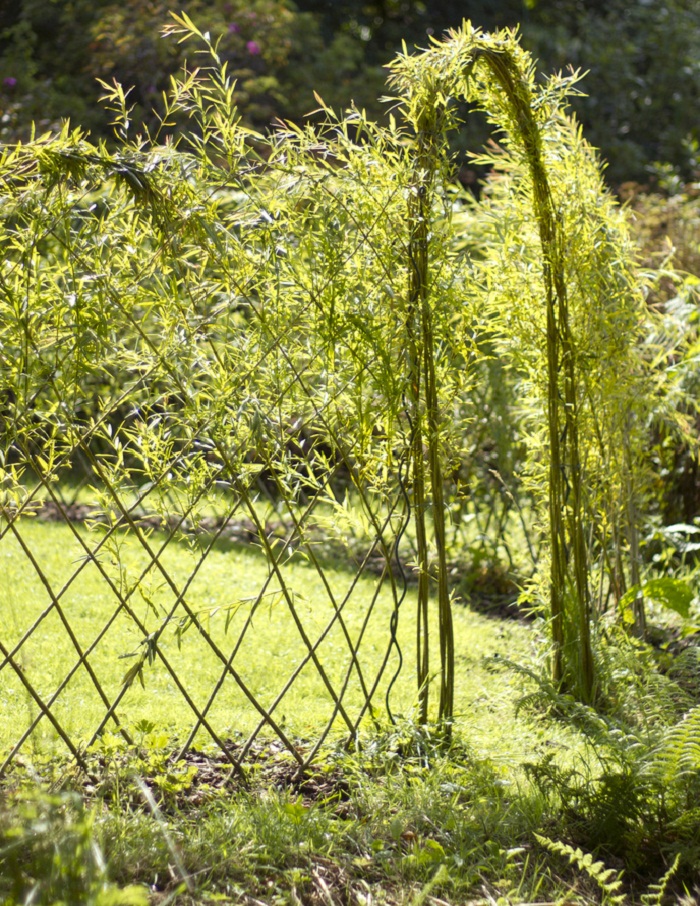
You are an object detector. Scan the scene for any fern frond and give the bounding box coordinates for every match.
[641,853,680,906]
[648,706,700,786]
[534,834,625,904]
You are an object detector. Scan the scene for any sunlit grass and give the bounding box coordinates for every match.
[0,518,559,766]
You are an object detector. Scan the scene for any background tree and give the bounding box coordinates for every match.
[2,0,699,184]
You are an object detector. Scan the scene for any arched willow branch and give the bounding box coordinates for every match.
[389,21,650,703]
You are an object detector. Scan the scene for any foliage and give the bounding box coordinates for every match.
[0,0,377,144]
[88,0,379,135]
[625,187,700,528]
[2,1,700,185]
[4,12,526,749]
[521,0,700,184]
[0,790,148,905]
[387,23,659,698]
[520,632,700,883]
[2,708,695,904]
[534,834,625,904]
[2,14,700,904]
[2,8,687,762]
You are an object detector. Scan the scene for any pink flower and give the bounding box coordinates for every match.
[3,77,17,89]
[228,22,240,33]
[246,40,261,55]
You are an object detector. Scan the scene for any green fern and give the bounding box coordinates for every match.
[648,706,700,786]
[534,834,625,904]
[641,853,680,906]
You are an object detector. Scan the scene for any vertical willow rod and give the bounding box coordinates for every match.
[472,45,594,701]
[405,93,454,726]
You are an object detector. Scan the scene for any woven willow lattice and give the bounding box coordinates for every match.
[4,19,607,771]
[0,33,481,772]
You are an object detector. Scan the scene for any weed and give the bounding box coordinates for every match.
[0,789,147,905]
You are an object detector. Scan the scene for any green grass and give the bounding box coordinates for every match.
[0,518,557,768]
[0,517,591,905]
[5,521,695,905]
[3,722,689,906]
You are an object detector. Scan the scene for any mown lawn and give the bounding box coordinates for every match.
[0,517,560,765]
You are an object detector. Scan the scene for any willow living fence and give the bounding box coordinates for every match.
[0,22,646,775]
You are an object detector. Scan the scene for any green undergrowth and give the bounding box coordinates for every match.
[3,522,700,903]
[3,558,700,903]
[2,707,699,906]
